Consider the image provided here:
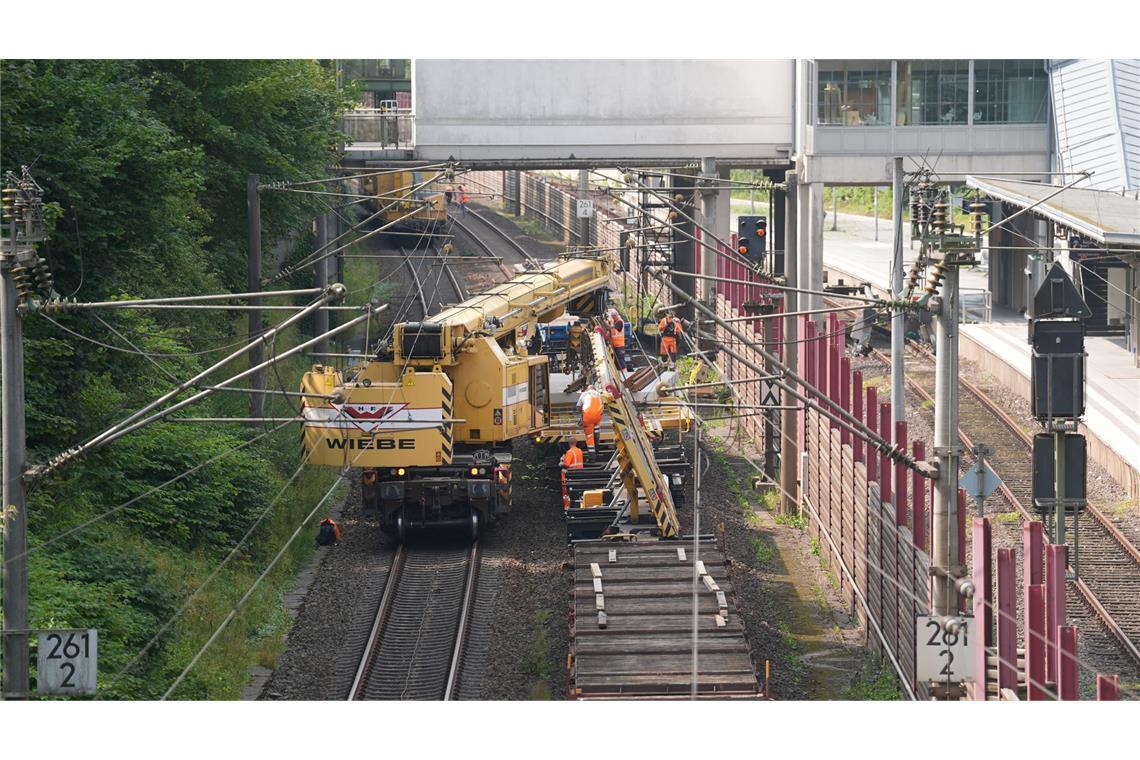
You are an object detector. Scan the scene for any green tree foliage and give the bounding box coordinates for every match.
[1,59,348,697]
[145,60,351,288]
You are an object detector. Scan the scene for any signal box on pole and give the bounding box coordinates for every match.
[736,215,767,267]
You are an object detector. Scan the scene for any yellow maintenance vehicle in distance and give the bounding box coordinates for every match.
[301,253,612,541]
[360,169,448,229]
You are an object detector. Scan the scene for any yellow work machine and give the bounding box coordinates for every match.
[578,329,682,539]
[301,253,612,541]
[360,169,448,229]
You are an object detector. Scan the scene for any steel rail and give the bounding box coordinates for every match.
[348,544,407,700]
[870,342,1140,668]
[399,246,430,319]
[902,341,1140,568]
[433,242,467,305]
[457,209,541,268]
[444,542,481,701]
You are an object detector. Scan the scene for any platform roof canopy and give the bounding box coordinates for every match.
[966,176,1140,248]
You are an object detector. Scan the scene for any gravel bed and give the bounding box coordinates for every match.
[865,345,1140,697]
[472,439,571,699]
[696,424,867,700]
[468,201,564,261]
[956,355,1140,550]
[258,478,393,700]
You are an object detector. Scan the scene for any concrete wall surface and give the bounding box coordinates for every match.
[413,59,795,162]
[802,124,1051,184]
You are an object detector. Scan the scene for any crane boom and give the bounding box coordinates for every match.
[586,329,681,538]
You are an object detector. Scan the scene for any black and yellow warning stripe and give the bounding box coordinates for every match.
[440,384,454,461]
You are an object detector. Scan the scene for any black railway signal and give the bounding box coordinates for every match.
[737,215,767,265]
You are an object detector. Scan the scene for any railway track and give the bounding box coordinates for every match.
[453,208,542,270]
[398,245,431,319]
[347,543,481,700]
[398,242,467,318]
[873,341,1140,670]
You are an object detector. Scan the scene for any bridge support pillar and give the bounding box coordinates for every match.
[698,158,732,304]
[795,180,824,319]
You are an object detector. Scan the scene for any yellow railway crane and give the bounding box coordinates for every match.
[583,328,682,539]
[301,252,612,541]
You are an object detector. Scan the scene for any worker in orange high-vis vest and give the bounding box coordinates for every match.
[561,439,585,509]
[609,309,628,372]
[577,384,604,455]
[658,313,683,370]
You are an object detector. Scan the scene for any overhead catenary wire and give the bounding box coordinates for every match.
[727,408,1136,699]
[33,300,384,480]
[9,419,296,565]
[649,270,924,474]
[620,177,1134,699]
[265,172,445,285]
[731,377,1140,699]
[104,436,327,695]
[37,313,289,359]
[92,313,183,386]
[262,163,450,190]
[665,300,917,697]
[160,473,348,699]
[591,169,764,275]
[30,287,346,477]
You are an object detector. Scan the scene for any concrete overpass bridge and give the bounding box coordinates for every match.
[341,58,1061,325]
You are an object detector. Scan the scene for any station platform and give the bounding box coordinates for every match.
[817,211,1140,499]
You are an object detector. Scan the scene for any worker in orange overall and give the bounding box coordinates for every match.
[657,312,683,370]
[609,309,628,373]
[577,384,605,456]
[316,517,342,546]
[561,439,585,509]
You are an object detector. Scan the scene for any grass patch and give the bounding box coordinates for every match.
[920,399,934,410]
[758,488,778,512]
[523,608,553,699]
[810,537,821,557]
[752,536,774,566]
[1110,498,1139,516]
[775,512,807,530]
[990,511,1021,525]
[844,660,901,700]
[492,207,560,244]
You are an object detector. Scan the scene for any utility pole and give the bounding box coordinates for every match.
[763,310,777,482]
[780,170,799,516]
[247,175,264,419]
[830,187,838,231]
[699,157,718,304]
[2,168,44,698]
[932,258,961,616]
[891,158,905,430]
[750,169,756,213]
[578,169,590,247]
[315,213,330,354]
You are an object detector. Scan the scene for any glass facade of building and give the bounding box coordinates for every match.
[816,59,1048,127]
[973,60,1048,123]
[340,59,412,107]
[897,60,969,125]
[817,60,892,126]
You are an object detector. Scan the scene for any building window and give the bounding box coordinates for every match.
[974,60,1047,123]
[896,60,969,125]
[817,61,892,126]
